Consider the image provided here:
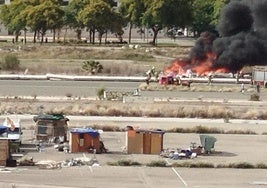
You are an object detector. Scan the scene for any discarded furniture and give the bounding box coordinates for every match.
[33,114,69,143]
[69,128,100,153]
[126,129,165,154]
[200,135,217,154]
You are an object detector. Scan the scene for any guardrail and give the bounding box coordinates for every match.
[0,73,252,84]
[0,74,147,82]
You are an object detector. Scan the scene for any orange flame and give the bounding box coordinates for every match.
[164,52,229,77]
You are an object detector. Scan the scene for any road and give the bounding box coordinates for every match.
[1,167,267,188]
[0,80,266,101]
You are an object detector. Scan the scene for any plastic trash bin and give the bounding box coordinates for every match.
[200,135,217,154]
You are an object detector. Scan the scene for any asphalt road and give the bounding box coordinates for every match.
[1,167,267,188]
[0,80,266,101]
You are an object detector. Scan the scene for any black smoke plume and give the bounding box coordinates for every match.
[190,0,267,73]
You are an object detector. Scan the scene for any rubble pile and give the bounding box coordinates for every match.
[17,156,35,166]
[35,155,100,169]
[160,148,201,160]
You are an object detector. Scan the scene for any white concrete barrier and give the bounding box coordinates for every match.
[123,96,154,103]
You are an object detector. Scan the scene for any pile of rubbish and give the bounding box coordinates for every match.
[35,155,100,169]
[160,147,201,160]
[54,142,70,153]
[17,156,35,166]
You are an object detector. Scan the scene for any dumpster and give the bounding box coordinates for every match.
[199,135,217,154]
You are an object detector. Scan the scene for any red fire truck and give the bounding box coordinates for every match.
[252,66,267,87]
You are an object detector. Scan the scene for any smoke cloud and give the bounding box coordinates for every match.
[189,0,267,73]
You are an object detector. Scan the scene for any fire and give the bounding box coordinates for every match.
[164,52,229,77]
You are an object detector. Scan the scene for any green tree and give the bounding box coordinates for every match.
[119,0,145,44]
[63,0,89,41]
[78,0,120,44]
[0,0,27,43]
[142,0,193,46]
[22,0,64,43]
[108,11,126,43]
[191,0,229,37]
[191,0,216,37]
[212,0,230,25]
[43,0,65,42]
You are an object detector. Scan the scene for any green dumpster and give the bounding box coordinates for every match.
[200,135,217,154]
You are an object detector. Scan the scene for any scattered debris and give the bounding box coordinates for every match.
[35,154,100,169]
[35,160,62,170]
[160,135,217,160]
[17,156,35,166]
[160,148,198,160]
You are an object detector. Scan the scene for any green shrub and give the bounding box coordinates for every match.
[188,162,215,168]
[228,162,255,169]
[172,162,214,168]
[194,125,223,134]
[146,160,167,167]
[96,87,105,100]
[225,129,256,135]
[250,94,260,101]
[255,163,267,169]
[107,159,141,166]
[82,60,103,75]
[1,54,20,70]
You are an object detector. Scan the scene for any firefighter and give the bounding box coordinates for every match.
[145,67,155,85]
[240,83,245,93]
[256,82,260,93]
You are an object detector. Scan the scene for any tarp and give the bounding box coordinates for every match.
[0,125,7,135]
[33,114,69,122]
[70,128,99,138]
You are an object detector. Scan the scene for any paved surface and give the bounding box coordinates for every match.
[1,167,267,188]
[1,131,267,188]
[0,80,266,100]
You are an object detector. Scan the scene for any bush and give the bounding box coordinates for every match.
[255,163,267,169]
[107,159,141,166]
[96,87,105,100]
[228,162,255,169]
[82,60,103,75]
[250,94,260,101]
[172,162,214,168]
[146,160,167,167]
[1,54,20,70]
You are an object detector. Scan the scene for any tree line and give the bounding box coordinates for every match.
[0,0,230,45]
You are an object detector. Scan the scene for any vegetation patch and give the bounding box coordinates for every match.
[217,162,255,169]
[172,162,215,168]
[146,160,168,167]
[0,54,20,70]
[167,126,256,135]
[107,160,267,169]
[107,159,141,166]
